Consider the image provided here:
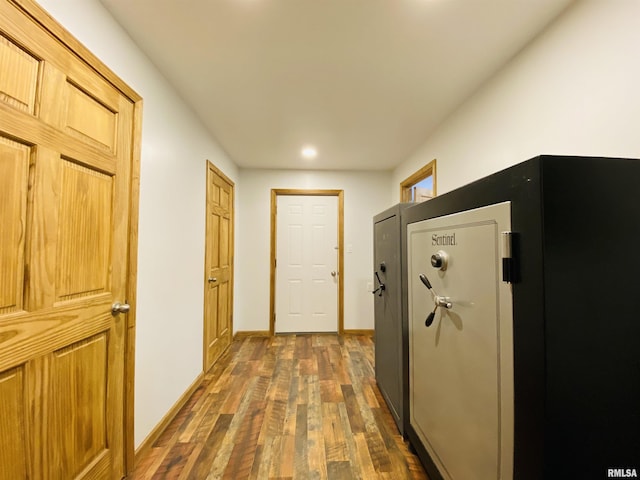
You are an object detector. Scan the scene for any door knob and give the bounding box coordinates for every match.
[331,271,337,277]
[208,277,217,282]
[112,302,130,315]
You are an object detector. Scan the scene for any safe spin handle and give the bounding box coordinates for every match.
[372,271,386,296]
[418,273,451,327]
[419,273,432,290]
[425,307,437,327]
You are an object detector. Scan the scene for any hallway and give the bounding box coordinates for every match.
[131,334,427,479]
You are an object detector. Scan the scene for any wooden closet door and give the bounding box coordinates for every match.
[203,161,234,372]
[0,2,136,478]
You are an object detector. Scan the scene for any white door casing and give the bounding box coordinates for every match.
[275,195,338,333]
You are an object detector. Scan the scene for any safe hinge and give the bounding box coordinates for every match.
[501,231,517,284]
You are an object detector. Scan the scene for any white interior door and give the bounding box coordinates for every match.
[276,195,338,333]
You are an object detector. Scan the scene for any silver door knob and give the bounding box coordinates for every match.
[208,277,217,282]
[331,271,337,277]
[112,302,130,315]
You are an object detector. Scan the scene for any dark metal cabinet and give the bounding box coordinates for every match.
[373,203,411,436]
[402,155,640,480]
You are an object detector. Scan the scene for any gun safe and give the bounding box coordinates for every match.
[402,155,640,480]
[373,203,411,435]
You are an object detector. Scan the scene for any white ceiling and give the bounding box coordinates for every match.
[99,0,574,171]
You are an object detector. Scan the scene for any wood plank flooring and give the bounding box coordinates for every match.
[129,334,428,480]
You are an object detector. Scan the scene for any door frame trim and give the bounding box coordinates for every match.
[125,99,143,473]
[269,189,344,335]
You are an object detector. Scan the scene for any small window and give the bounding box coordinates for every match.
[400,159,436,203]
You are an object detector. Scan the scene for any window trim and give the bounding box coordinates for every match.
[400,159,437,202]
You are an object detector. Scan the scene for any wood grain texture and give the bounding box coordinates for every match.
[0,1,141,477]
[203,161,234,372]
[57,160,112,301]
[0,32,39,113]
[131,334,429,480]
[0,135,29,315]
[65,81,117,151]
[0,366,29,479]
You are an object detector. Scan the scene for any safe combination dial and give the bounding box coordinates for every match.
[430,250,449,271]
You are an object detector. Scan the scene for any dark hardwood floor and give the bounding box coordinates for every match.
[130,334,428,479]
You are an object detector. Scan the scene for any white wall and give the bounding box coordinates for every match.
[236,169,391,332]
[393,0,640,199]
[36,0,239,447]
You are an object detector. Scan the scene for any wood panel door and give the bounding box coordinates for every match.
[203,161,234,372]
[0,2,140,479]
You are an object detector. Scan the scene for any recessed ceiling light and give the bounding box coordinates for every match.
[301,145,318,159]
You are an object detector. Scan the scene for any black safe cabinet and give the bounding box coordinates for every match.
[402,155,640,480]
[373,203,411,436]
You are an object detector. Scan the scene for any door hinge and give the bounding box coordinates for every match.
[501,231,517,284]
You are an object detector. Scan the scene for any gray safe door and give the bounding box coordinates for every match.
[374,212,403,434]
[407,202,514,480]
